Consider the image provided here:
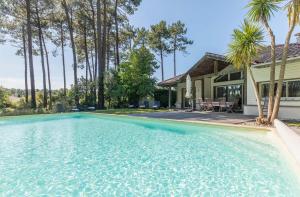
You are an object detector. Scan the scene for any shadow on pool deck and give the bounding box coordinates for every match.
[129,111,256,125]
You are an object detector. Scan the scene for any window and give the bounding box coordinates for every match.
[214,72,243,83]
[214,75,228,83]
[215,86,227,99]
[288,81,300,97]
[230,72,242,81]
[260,80,300,98]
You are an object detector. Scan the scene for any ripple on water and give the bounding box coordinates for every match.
[0,114,299,196]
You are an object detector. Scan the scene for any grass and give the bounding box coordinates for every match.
[286,122,300,128]
[94,108,169,115]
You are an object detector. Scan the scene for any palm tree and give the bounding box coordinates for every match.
[227,21,265,123]
[271,0,300,122]
[247,0,281,121]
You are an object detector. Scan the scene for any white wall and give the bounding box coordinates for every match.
[245,60,300,119]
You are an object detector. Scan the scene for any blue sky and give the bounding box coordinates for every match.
[0,0,299,89]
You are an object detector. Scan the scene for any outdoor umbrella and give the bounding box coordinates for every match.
[185,74,193,110]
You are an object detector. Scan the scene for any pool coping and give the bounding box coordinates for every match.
[88,112,271,132]
[274,120,300,166]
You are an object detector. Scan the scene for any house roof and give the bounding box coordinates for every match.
[185,52,230,78]
[158,74,184,87]
[158,52,230,87]
[254,43,300,64]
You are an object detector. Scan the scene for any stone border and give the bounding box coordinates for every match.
[274,119,300,165]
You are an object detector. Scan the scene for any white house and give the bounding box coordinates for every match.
[158,42,300,120]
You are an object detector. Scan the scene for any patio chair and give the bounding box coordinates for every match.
[87,106,96,111]
[198,98,207,111]
[139,101,149,109]
[128,104,135,108]
[219,98,227,112]
[205,98,214,111]
[71,106,80,112]
[152,101,160,110]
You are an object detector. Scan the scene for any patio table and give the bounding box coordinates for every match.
[212,102,220,112]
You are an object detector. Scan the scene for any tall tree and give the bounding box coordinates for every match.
[133,27,149,48]
[169,21,193,77]
[247,0,281,122]
[97,0,104,109]
[26,0,37,108]
[34,0,48,108]
[271,0,300,122]
[22,25,29,103]
[62,0,79,106]
[149,21,170,81]
[227,21,265,124]
[42,33,52,109]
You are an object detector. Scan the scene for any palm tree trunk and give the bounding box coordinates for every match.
[22,25,29,104]
[248,67,264,120]
[114,0,120,68]
[97,0,104,109]
[262,18,276,122]
[42,34,52,110]
[271,10,297,122]
[62,0,79,106]
[35,3,48,108]
[25,0,36,109]
[60,21,67,97]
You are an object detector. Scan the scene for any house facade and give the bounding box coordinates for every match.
[158,43,300,120]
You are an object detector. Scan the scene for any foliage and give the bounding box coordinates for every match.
[0,87,9,109]
[247,0,282,22]
[118,46,158,104]
[227,20,264,68]
[169,21,193,54]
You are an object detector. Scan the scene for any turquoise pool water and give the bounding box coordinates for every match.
[0,114,299,196]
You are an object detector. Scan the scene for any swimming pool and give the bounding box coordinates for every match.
[0,113,299,196]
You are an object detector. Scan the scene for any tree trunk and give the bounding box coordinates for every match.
[62,0,79,106]
[114,0,120,68]
[262,18,276,122]
[35,3,47,108]
[25,0,36,109]
[83,20,92,103]
[271,10,297,122]
[42,34,52,110]
[173,49,176,77]
[97,0,104,109]
[22,25,29,104]
[60,21,67,97]
[248,67,264,120]
[89,0,98,81]
[102,0,107,72]
[173,37,177,77]
[160,49,164,81]
[106,24,111,71]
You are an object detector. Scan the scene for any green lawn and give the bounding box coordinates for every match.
[94,108,169,115]
[286,122,300,128]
